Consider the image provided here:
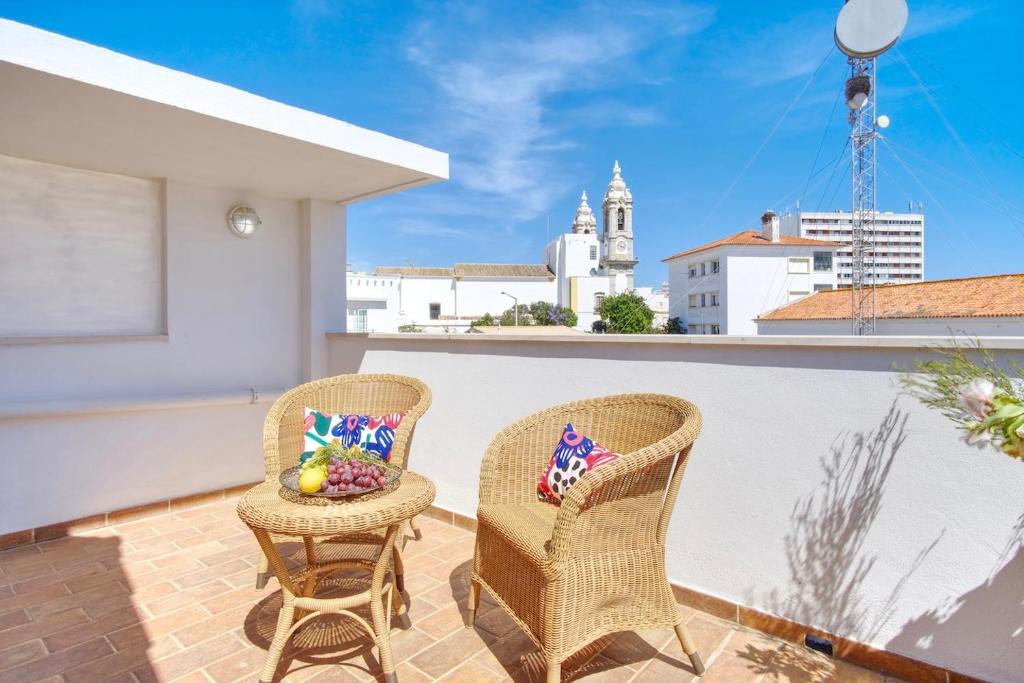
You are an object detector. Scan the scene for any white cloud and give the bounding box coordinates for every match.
[405,2,714,222]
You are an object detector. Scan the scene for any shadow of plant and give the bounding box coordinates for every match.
[737,399,944,682]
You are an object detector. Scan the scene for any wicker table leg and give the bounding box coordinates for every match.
[252,529,299,683]
[370,524,401,683]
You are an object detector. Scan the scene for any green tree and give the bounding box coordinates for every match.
[529,301,578,327]
[499,304,532,327]
[664,317,685,334]
[470,313,496,328]
[598,292,655,334]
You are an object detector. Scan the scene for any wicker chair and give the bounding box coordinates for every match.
[467,393,705,682]
[255,373,432,590]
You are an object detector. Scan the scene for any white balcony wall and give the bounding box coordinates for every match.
[0,178,347,532]
[327,333,1024,683]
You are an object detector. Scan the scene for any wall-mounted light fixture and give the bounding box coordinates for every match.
[227,205,260,238]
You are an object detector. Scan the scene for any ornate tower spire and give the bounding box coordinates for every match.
[601,161,638,290]
[571,191,597,234]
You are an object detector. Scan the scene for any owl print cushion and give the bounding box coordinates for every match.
[537,423,620,505]
[301,408,409,464]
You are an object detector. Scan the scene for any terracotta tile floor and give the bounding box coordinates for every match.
[0,495,901,682]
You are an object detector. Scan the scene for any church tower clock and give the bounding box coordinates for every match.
[601,161,638,290]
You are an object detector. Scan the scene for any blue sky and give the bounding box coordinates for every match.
[4,1,1022,288]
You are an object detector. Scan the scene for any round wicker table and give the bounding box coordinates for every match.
[237,473,436,683]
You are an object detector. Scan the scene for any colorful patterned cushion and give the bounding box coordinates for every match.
[537,423,620,505]
[301,408,409,463]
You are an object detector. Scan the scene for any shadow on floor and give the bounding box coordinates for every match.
[0,534,156,682]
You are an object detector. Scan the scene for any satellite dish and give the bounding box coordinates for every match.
[835,0,909,58]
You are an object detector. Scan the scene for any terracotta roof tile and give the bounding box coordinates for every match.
[663,231,842,262]
[758,273,1024,321]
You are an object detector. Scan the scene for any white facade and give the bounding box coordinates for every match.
[781,210,925,286]
[363,163,651,333]
[0,19,446,533]
[635,283,670,329]
[757,316,1024,336]
[666,213,838,335]
[346,271,401,333]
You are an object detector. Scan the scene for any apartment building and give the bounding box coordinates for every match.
[780,210,924,287]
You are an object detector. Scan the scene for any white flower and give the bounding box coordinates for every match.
[958,379,996,420]
[964,429,993,449]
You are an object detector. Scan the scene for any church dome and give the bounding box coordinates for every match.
[571,191,597,234]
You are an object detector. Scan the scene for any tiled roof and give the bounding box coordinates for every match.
[758,273,1024,321]
[373,264,554,278]
[454,263,554,278]
[373,266,454,277]
[662,231,842,262]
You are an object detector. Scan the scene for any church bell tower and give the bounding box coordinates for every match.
[601,161,638,290]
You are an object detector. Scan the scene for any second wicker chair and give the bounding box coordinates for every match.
[467,393,705,682]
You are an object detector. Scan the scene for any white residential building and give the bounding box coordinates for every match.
[664,212,840,335]
[359,162,652,333]
[756,273,1024,336]
[780,209,925,287]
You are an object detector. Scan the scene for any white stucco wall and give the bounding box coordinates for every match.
[757,316,1024,336]
[347,274,401,333]
[455,278,557,319]
[0,178,345,531]
[395,277,455,326]
[328,333,1024,682]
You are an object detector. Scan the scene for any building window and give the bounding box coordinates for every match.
[813,251,833,271]
[429,303,441,320]
[589,245,597,260]
[617,207,625,231]
[709,292,719,306]
[688,294,698,308]
[354,309,368,332]
[711,260,720,274]
[689,265,697,278]
[788,257,810,274]
[700,263,707,276]
[595,292,606,311]
[700,293,706,307]
[787,290,810,303]
[813,284,834,292]
[711,324,720,335]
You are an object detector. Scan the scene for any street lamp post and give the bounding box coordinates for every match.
[500,291,519,326]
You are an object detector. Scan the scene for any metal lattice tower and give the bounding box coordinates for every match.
[848,58,877,335]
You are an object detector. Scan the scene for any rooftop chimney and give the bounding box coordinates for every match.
[760,210,780,243]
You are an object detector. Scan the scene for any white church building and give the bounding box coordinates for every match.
[348,162,666,333]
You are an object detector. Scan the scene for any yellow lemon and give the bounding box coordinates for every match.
[298,467,327,493]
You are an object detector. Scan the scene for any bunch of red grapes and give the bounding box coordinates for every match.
[321,456,388,494]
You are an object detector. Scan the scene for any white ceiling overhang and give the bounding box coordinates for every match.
[0,19,448,203]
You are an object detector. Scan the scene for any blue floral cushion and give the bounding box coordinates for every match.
[537,423,620,505]
[300,408,408,463]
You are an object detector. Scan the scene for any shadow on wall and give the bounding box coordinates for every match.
[744,401,942,640]
[886,515,1024,681]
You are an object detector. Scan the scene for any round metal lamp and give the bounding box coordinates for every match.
[227,205,260,238]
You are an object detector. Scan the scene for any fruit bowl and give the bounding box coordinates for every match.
[279,456,402,498]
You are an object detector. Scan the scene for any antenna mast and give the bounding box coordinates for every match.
[848,57,877,335]
[834,0,908,335]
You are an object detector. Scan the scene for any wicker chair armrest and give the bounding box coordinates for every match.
[548,413,701,562]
